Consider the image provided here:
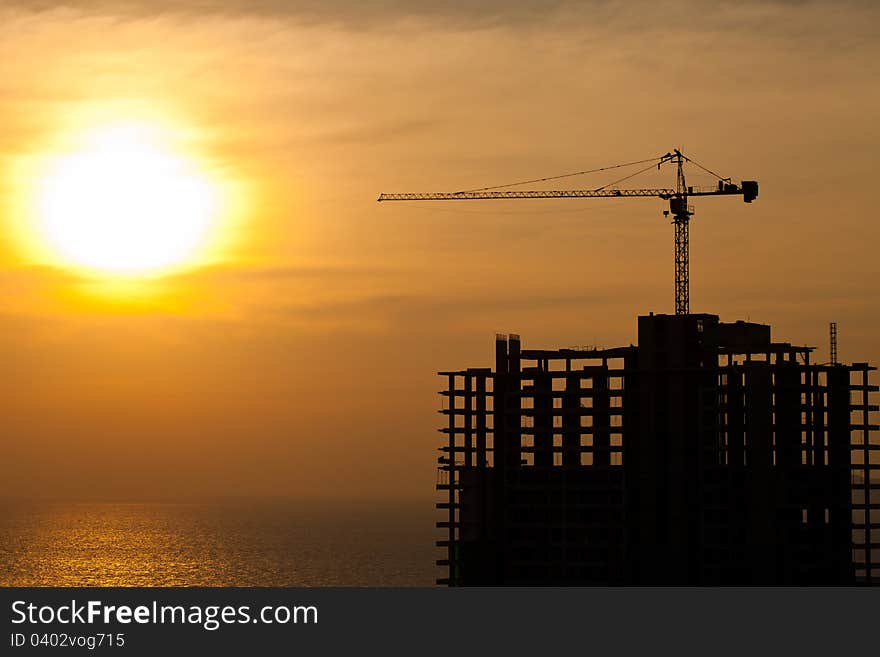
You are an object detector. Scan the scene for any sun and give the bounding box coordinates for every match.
[34,122,219,274]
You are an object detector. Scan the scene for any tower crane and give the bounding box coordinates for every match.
[378,149,758,315]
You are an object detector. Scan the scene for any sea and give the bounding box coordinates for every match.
[0,500,439,586]
[3,496,876,586]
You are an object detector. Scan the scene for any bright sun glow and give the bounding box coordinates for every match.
[35,123,219,274]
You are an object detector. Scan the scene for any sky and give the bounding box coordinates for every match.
[0,0,878,501]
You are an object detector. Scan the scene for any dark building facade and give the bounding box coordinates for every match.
[437,313,878,585]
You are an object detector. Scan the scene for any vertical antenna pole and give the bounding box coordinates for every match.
[830,322,838,365]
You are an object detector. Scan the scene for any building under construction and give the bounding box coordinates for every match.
[437,313,879,585]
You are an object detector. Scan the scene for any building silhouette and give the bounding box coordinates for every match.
[437,313,878,585]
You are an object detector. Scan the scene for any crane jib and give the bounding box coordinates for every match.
[377,181,757,203]
[377,189,675,201]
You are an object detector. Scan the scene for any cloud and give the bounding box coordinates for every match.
[4,0,576,27]
[2,1,876,42]
[166,262,403,283]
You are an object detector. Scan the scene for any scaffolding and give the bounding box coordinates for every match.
[436,314,879,585]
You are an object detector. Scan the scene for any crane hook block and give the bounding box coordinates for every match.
[742,180,759,203]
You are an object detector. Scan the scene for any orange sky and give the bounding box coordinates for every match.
[1,1,878,501]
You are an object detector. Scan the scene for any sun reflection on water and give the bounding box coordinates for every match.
[0,502,435,586]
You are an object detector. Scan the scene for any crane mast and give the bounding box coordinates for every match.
[378,149,758,315]
[672,150,691,315]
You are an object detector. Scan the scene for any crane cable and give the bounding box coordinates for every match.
[456,156,659,193]
[593,161,666,192]
[455,151,730,194]
[680,154,729,182]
